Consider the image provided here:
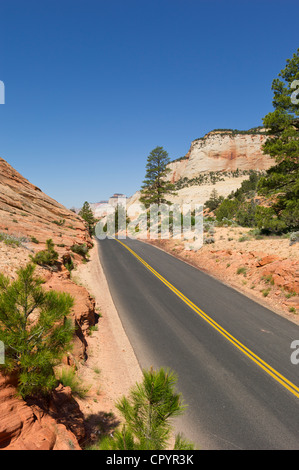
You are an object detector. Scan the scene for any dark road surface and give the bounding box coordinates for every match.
[97,238,299,450]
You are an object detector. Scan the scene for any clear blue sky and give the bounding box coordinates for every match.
[0,0,298,208]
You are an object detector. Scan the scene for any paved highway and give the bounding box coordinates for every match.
[97,238,299,449]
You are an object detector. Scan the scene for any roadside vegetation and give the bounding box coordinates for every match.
[87,367,195,450]
[79,201,97,235]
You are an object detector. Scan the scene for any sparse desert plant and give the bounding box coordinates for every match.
[53,219,65,226]
[204,237,215,244]
[237,267,247,276]
[262,275,275,286]
[261,288,271,297]
[238,235,249,242]
[57,367,89,399]
[0,233,27,247]
[71,243,89,259]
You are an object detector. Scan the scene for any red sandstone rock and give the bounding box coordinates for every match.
[256,255,280,267]
[0,374,81,450]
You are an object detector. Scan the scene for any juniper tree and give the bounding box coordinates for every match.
[0,263,74,397]
[140,147,176,208]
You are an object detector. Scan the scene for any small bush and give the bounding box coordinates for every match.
[237,267,247,276]
[71,244,89,258]
[53,219,65,226]
[30,239,59,267]
[238,236,249,242]
[261,288,271,297]
[57,367,89,398]
[204,237,215,244]
[0,233,27,247]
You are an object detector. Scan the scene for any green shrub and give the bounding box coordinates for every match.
[255,206,287,234]
[57,367,89,398]
[216,199,240,221]
[62,253,74,272]
[261,288,271,297]
[0,233,27,247]
[71,243,89,258]
[237,267,247,276]
[53,219,65,226]
[30,239,59,266]
[204,237,215,244]
[235,202,257,227]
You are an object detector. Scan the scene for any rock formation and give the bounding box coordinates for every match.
[126,129,275,210]
[0,374,83,450]
[0,157,91,248]
[167,129,274,183]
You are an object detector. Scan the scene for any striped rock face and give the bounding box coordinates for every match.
[167,130,274,183]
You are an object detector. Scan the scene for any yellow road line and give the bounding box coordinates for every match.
[115,238,299,399]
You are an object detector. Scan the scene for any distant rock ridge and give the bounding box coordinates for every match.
[167,128,274,183]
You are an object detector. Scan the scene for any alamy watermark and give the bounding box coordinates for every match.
[0,81,5,104]
[0,341,4,364]
[95,199,203,250]
[290,340,299,365]
[291,80,299,105]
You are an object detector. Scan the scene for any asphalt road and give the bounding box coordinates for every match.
[97,237,299,450]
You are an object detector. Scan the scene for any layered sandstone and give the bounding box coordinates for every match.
[127,129,275,210]
[0,157,91,248]
[167,130,274,183]
[0,374,83,450]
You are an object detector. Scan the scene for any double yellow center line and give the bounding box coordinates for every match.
[115,238,299,399]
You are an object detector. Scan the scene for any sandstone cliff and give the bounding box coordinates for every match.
[167,129,274,183]
[127,129,275,210]
[0,157,90,248]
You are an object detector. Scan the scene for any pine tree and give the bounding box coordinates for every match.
[257,48,299,232]
[140,147,176,208]
[204,189,224,212]
[0,264,74,397]
[79,201,96,235]
[30,238,58,266]
[97,367,194,450]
